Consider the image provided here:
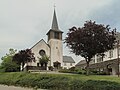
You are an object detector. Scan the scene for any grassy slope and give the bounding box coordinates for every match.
[59,74,120,83]
[0,72,120,90]
[0,72,119,83]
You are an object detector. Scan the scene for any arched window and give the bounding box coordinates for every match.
[39,50,46,56]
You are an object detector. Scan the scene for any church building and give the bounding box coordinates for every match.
[24,9,75,71]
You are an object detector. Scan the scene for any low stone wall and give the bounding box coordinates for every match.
[24,66,47,71]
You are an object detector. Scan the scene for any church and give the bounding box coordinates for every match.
[23,9,75,71]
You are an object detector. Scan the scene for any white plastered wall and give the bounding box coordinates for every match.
[48,39,63,67]
[29,40,50,66]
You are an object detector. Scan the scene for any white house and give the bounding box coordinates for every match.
[63,56,75,69]
[76,33,120,75]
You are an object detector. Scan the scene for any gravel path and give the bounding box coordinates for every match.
[0,85,45,90]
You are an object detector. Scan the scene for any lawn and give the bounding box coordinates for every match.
[0,72,120,90]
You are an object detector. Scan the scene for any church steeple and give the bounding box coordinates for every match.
[51,9,59,30]
[46,8,63,41]
[46,7,63,67]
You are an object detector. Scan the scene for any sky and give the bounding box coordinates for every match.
[0,0,120,63]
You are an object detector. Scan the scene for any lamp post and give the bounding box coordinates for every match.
[117,40,119,77]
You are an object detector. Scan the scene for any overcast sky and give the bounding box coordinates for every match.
[0,0,120,63]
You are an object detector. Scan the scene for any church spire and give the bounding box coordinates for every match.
[51,8,59,30]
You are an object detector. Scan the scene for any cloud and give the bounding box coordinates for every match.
[0,0,118,63]
[88,0,120,30]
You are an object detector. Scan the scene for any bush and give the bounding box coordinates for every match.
[90,70,107,75]
[0,72,120,90]
[48,66,54,71]
[81,80,120,90]
[59,68,86,74]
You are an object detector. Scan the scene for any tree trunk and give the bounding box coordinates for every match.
[45,63,47,70]
[86,61,90,76]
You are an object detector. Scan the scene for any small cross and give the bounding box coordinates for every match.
[54,3,56,8]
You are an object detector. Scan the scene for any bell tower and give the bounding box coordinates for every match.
[46,9,63,67]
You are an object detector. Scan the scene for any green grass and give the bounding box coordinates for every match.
[68,74,120,83]
[0,72,120,90]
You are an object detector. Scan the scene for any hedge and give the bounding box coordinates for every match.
[0,72,120,90]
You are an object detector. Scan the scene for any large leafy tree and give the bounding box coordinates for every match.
[13,49,35,70]
[65,21,116,75]
[0,48,20,72]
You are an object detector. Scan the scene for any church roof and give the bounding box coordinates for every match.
[52,9,59,30]
[30,39,50,49]
[63,56,75,63]
[46,9,63,35]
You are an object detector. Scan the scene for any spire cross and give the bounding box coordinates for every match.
[54,3,56,8]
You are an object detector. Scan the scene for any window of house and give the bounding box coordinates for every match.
[109,50,113,58]
[64,63,66,66]
[70,63,72,66]
[54,32,59,39]
[39,50,46,56]
[97,56,103,63]
[91,56,95,63]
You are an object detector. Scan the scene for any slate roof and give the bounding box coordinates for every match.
[52,9,59,30]
[63,56,75,63]
[75,60,94,67]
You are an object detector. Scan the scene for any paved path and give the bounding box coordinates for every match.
[31,71,76,75]
[0,85,44,90]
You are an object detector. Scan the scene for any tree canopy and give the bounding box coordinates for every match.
[13,49,35,70]
[65,20,116,75]
[0,48,19,72]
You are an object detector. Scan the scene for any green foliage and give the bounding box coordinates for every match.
[65,21,116,75]
[13,49,35,65]
[0,72,120,90]
[38,55,50,70]
[38,55,50,65]
[48,66,54,71]
[81,80,120,90]
[90,70,107,75]
[0,49,20,72]
[59,68,86,74]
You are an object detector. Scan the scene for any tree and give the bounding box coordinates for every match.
[65,20,116,75]
[0,48,20,72]
[13,49,35,71]
[38,55,50,70]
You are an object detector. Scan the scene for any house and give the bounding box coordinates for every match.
[76,33,120,75]
[63,56,75,69]
[75,60,94,70]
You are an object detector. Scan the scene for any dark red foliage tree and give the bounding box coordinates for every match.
[65,20,116,75]
[13,49,35,70]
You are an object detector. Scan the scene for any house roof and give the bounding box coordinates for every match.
[63,56,75,63]
[75,60,94,67]
[76,60,86,66]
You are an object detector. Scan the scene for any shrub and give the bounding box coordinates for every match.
[0,72,120,90]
